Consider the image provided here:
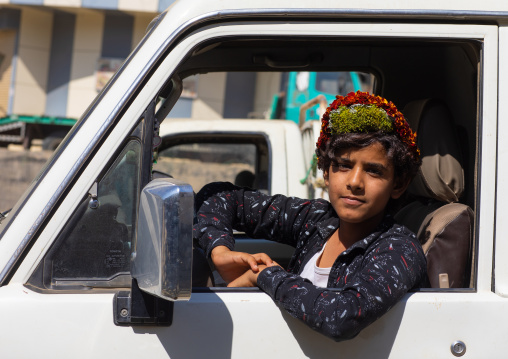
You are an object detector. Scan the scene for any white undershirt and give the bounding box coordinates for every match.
[300,242,332,287]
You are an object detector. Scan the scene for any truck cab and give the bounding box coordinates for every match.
[155,118,309,198]
[0,0,505,357]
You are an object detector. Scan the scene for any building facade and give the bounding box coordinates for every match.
[0,2,281,121]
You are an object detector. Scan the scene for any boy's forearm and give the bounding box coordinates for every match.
[256,266,369,341]
[194,182,238,256]
[256,235,426,341]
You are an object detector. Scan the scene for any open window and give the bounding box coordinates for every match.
[160,35,480,290]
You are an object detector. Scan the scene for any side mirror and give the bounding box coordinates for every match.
[131,178,194,301]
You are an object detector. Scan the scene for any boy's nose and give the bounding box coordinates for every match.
[347,167,364,191]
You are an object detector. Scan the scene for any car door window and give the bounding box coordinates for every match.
[27,139,141,291]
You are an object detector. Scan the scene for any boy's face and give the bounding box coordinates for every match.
[324,142,407,229]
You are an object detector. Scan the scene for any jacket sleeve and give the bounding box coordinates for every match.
[256,232,427,341]
[193,182,328,257]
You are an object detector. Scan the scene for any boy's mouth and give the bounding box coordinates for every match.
[341,196,365,205]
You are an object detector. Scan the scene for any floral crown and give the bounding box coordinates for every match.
[316,91,420,160]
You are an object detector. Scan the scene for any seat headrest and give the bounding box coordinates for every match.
[403,99,464,203]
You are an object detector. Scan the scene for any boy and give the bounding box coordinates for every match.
[194,91,428,341]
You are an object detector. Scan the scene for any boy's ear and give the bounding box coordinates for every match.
[323,168,330,186]
[391,177,411,199]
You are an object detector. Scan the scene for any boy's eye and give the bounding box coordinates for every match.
[366,167,384,176]
[332,162,350,170]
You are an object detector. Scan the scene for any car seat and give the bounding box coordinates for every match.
[395,99,474,288]
[235,170,256,188]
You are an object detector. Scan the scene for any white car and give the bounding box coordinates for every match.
[0,0,504,357]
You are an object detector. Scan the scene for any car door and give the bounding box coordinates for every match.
[0,13,502,359]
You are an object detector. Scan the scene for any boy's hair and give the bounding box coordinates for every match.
[315,91,421,185]
[316,131,422,185]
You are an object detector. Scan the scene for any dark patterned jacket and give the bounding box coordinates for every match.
[194,182,428,341]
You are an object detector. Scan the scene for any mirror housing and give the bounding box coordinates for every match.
[132,178,193,301]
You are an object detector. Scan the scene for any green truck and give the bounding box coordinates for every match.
[271,71,366,124]
[0,115,76,150]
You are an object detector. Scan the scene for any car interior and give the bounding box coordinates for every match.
[165,35,480,290]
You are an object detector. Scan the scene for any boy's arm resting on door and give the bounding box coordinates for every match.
[209,245,275,284]
[193,181,330,257]
[256,231,427,341]
[194,182,427,340]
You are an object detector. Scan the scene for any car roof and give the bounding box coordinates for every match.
[159,118,300,136]
[163,0,508,26]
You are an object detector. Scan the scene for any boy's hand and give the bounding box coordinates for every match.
[227,264,268,287]
[227,261,280,287]
[211,246,274,284]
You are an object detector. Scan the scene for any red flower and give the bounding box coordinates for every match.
[316,91,420,160]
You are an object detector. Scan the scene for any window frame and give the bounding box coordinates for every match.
[155,131,272,194]
[5,22,494,297]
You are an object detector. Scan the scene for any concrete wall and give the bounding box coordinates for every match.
[223,72,256,118]
[132,13,156,49]
[12,7,52,116]
[0,5,155,119]
[45,12,76,117]
[2,0,176,13]
[193,72,227,118]
[66,10,104,119]
[193,72,269,119]
[0,8,21,115]
[66,11,153,118]
[0,29,16,116]
[253,72,282,118]
[1,4,272,122]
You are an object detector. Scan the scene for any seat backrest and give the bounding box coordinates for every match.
[395,99,473,288]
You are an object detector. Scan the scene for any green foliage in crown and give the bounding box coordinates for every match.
[328,104,394,135]
[316,91,419,161]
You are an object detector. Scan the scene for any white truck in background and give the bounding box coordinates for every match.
[155,118,324,271]
[0,0,506,357]
[155,118,325,199]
